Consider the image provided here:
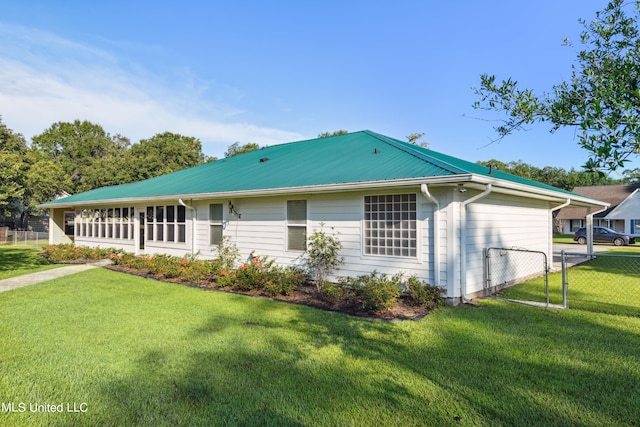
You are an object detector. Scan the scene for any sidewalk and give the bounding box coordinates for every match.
[0,260,111,293]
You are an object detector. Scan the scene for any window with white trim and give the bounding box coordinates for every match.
[75,207,134,240]
[145,205,186,243]
[209,203,223,245]
[287,200,307,251]
[364,194,417,257]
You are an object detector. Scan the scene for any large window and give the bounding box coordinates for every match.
[364,194,417,257]
[75,207,135,241]
[146,204,187,243]
[287,200,307,251]
[209,203,223,245]
[631,219,640,235]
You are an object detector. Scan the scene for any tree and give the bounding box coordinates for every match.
[224,142,260,157]
[0,117,69,226]
[318,130,348,138]
[31,120,130,193]
[127,132,207,181]
[473,0,640,172]
[406,132,429,148]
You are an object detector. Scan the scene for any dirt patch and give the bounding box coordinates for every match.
[104,264,430,321]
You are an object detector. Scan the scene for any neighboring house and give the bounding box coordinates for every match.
[556,184,640,235]
[41,131,607,303]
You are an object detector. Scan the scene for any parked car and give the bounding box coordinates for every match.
[573,227,636,246]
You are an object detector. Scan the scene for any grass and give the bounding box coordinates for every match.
[0,246,63,280]
[552,233,576,244]
[502,250,640,317]
[1,266,639,426]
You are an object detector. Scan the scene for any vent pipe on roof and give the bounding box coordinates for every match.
[374,148,380,154]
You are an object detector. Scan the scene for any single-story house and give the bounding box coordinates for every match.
[556,184,640,235]
[41,131,607,303]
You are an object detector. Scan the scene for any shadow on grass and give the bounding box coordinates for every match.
[0,246,53,279]
[96,298,640,426]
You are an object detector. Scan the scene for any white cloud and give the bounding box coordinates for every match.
[0,23,303,157]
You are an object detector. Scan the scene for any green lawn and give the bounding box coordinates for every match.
[0,246,63,280]
[1,266,639,426]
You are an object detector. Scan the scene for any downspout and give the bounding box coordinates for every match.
[420,184,440,286]
[178,199,196,256]
[460,184,492,303]
[550,199,571,261]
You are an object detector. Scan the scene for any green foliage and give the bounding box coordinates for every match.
[473,0,640,171]
[319,280,354,304]
[305,224,344,290]
[406,132,429,148]
[224,141,260,157]
[41,244,117,262]
[346,271,403,311]
[215,236,240,272]
[31,120,130,193]
[127,132,207,181]
[318,130,349,138]
[405,276,443,309]
[476,159,618,190]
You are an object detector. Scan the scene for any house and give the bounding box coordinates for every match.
[556,184,640,235]
[41,130,607,303]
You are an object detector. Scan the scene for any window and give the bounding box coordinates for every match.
[287,200,307,251]
[75,207,134,241]
[364,194,417,257]
[631,219,640,235]
[209,203,223,245]
[177,205,186,243]
[144,204,186,243]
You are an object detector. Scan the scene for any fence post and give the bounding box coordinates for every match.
[561,250,568,309]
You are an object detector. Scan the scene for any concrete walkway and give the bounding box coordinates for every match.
[0,260,111,293]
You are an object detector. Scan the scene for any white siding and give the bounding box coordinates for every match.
[186,190,437,284]
[464,193,551,295]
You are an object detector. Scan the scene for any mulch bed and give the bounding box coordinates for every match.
[102,264,430,321]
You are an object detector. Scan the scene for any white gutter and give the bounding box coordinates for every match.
[460,184,493,303]
[420,184,440,287]
[178,199,197,256]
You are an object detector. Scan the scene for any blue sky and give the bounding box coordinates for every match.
[1,0,632,172]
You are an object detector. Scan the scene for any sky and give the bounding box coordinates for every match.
[1,0,634,172]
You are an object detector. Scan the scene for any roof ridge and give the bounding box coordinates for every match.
[362,130,469,174]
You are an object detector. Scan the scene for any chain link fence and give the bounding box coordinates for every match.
[0,229,49,247]
[484,248,554,306]
[485,247,640,317]
[560,251,640,317]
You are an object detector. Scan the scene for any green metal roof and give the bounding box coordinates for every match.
[42,130,580,206]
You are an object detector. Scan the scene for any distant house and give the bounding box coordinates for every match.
[556,184,640,235]
[41,131,607,303]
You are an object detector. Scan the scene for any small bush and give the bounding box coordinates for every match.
[347,271,403,311]
[405,276,443,309]
[263,266,305,296]
[42,244,117,262]
[320,280,353,304]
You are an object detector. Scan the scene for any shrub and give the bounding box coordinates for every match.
[263,266,305,296]
[215,237,240,272]
[42,244,118,262]
[305,224,344,291]
[347,271,403,311]
[405,276,443,309]
[233,256,275,291]
[181,258,217,283]
[320,280,353,304]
